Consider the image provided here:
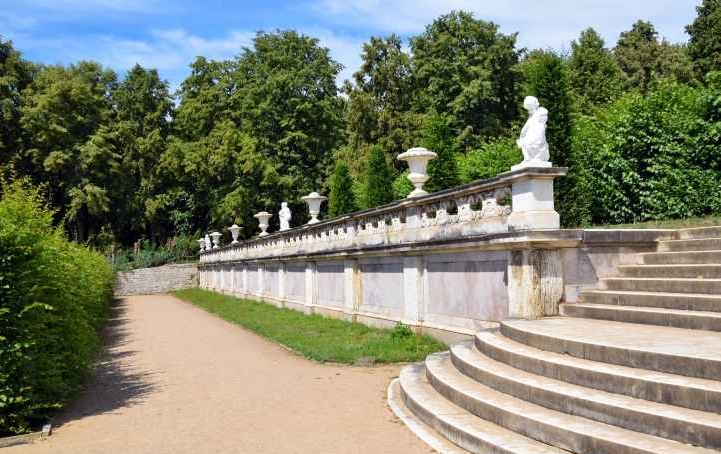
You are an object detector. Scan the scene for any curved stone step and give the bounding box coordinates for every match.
[602,277,721,295]
[618,264,721,279]
[388,379,472,454]
[425,353,714,454]
[658,238,721,252]
[449,342,721,448]
[640,250,721,265]
[475,330,721,413]
[580,290,721,312]
[500,317,721,380]
[398,364,569,454]
[560,303,721,331]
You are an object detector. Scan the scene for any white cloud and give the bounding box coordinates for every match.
[14,0,159,13]
[311,0,701,49]
[302,28,364,85]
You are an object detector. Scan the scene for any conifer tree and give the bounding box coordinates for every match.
[328,160,357,216]
[422,113,460,193]
[362,145,394,208]
[687,0,721,78]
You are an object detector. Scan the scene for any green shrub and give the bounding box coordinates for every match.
[457,137,522,183]
[573,80,721,224]
[109,233,199,272]
[0,180,113,435]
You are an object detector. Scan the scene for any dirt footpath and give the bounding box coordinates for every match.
[8,294,432,454]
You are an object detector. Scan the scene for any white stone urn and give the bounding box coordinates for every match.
[254,211,272,236]
[197,237,206,252]
[397,147,437,198]
[228,224,242,244]
[301,192,327,224]
[210,231,222,249]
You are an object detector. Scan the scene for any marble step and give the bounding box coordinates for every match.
[500,317,721,380]
[449,341,721,448]
[424,352,715,454]
[397,364,569,454]
[640,250,721,265]
[580,290,721,312]
[618,264,721,279]
[679,227,721,240]
[560,303,721,331]
[475,330,721,413]
[658,238,721,252]
[602,277,721,295]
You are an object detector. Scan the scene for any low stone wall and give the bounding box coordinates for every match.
[115,263,198,296]
[198,229,674,343]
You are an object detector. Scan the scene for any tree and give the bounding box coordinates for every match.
[342,35,418,172]
[362,145,394,208]
[0,37,34,169]
[521,50,588,226]
[568,28,623,111]
[18,62,118,241]
[687,0,721,79]
[410,11,521,137]
[111,64,174,244]
[328,160,357,216]
[614,20,692,93]
[421,113,460,192]
[231,30,344,198]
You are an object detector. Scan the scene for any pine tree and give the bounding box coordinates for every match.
[422,113,460,193]
[328,160,358,216]
[687,0,721,79]
[362,145,394,208]
[568,28,623,112]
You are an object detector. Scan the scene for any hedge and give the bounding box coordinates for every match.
[0,181,113,435]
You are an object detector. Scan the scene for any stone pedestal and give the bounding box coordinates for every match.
[506,167,565,231]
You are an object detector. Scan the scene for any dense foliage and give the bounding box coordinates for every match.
[1,5,721,245]
[0,181,113,435]
[327,161,358,217]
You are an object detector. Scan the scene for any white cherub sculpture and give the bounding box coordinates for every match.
[279,202,291,231]
[515,96,551,169]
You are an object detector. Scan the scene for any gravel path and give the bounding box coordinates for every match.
[8,294,431,454]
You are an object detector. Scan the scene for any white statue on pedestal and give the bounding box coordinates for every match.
[279,202,291,231]
[513,96,551,170]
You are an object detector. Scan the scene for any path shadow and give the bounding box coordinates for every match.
[51,298,158,427]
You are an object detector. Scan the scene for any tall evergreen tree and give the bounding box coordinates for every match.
[522,50,588,226]
[328,160,358,217]
[421,113,460,193]
[363,145,394,208]
[687,0,721,79]
[568,28,623,111]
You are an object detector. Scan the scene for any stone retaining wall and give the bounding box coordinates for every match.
[115,263,198,296]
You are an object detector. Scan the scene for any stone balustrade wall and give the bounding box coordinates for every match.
[115,263,198,296]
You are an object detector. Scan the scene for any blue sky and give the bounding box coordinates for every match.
[1,0,703,92]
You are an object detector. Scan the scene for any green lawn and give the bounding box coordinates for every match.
[173,288,446,364]
[592,215,721,230]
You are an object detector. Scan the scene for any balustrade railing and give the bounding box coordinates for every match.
[199,166,565,263]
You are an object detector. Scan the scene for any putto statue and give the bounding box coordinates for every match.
[514,96,551,170]
[279,202,292,231]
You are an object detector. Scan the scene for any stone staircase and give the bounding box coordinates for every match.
[389,226,721,454]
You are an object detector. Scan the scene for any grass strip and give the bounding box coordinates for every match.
[173,288,446,364]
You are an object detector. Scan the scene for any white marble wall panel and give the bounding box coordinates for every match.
[285,264,306,303]
[316,262,344,308]
[265,264,279,297]
[248,268,259,294]
[360,260,404,317]
[425,251,508,322]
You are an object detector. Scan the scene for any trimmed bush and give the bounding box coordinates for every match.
[0,181,113,435]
